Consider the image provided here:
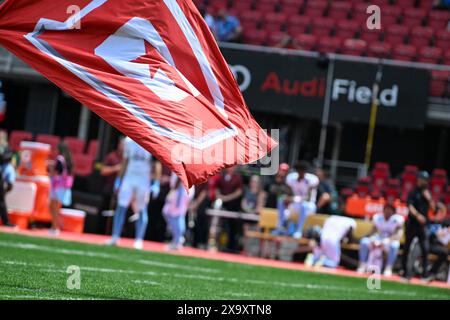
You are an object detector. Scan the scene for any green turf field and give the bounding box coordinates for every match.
[0,232,449,300]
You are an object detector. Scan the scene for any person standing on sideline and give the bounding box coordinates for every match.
[98,137,124,233]
[49,142,74,235]
[216,167,243,252]
[163,176,195,250]
[106,136,159,250]
[0,148,15,227]
[402,171,435,280]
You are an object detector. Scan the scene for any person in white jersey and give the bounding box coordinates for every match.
[273,161,319,239]
[306,215,357,268]
[357,203,404,276]
[107,136,159,250]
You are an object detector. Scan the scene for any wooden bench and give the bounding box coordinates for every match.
[244,208,450,264]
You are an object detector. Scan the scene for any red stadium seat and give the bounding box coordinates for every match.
[417,46,443,64]
[427,10,450,30]
[429,70,450,97]
[342,39,367,56]
[311,17,335,37]
[401,168,418,202]
[340,187,355,199]
[63,136,86,155]
[379,5,402,25]
[385,179,401,202]
[240,11,263,25]
[374,162,390,172]
[445,51,450,66]
[367,42,392,58]
[385,24,409,45]
[86,139,99,159]
[356,177,372,197]
[435,31,450,51]
[402,8,427,28]
[231,0,253,12]
[36,134,60,158]
[264,12,287,32]
[209,0,228,14]
[243,29,268,45]
[286,15,311,34]
[392,44,417,62]
[317,36,342,54]
[431,169,448,201]
[293,34,317,51]
[72,154,94,177]
[255,1,277,13]
[9,130,33,152]
[279,0,303,16]
[396,0,417,8]
[360,28,383,43]
[335,20,360,39]
[303,0,327,18]
[409,26,433,47]
[328,2,352,20]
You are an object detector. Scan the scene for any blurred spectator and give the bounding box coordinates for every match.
[0,148,15,227]
[305,215,356,268]
[106,137,154,250]
[199,6,216,37]
[98,137,124,230]
[264,163,292,209]
[423,203,449,282]
[402,171,435,280]
[49,142,74,235]
[273,161,319,239]
[163,177,195,250]
[214,9,242,43]
[315,168,333,214]
[191,180,210,249]
[357,203,404,277]
[241,175,266,214]
[216,166,243,252]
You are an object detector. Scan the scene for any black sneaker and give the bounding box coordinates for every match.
[3,222,16,228]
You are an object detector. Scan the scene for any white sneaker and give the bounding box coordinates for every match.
[105,238,118,246]
[292,231,302,240]
[304,253,315,267]
[48,229,60,236]
[134,240,143,250]
[357,264,367,274]
[383,267,393,277]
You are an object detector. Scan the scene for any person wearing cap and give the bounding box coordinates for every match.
[357,203,404,276]
[401,171,435,280]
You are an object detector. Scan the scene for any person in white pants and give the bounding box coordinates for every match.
[306,216,356,268]
[107,137,160,250]
[273,161,319,239]
[357,204,404,277]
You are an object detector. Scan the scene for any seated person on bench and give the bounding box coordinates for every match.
[424,202,450,282]
[305,215,356,268]
[272,161,319,239]
[357,203,404,277]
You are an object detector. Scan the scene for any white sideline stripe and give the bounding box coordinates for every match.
[138,259,218,273]
[133,280,161,286]
[1,260,429,298]
[0,241,218,273]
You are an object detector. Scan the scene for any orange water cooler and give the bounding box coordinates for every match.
[17,141,52,223]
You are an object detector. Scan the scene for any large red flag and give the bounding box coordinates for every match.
[0,0,276,187]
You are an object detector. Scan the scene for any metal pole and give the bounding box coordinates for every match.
[364,62,384,170]
[317,57,335,168]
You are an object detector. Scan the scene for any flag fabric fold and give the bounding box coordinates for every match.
[0,0,276,187]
